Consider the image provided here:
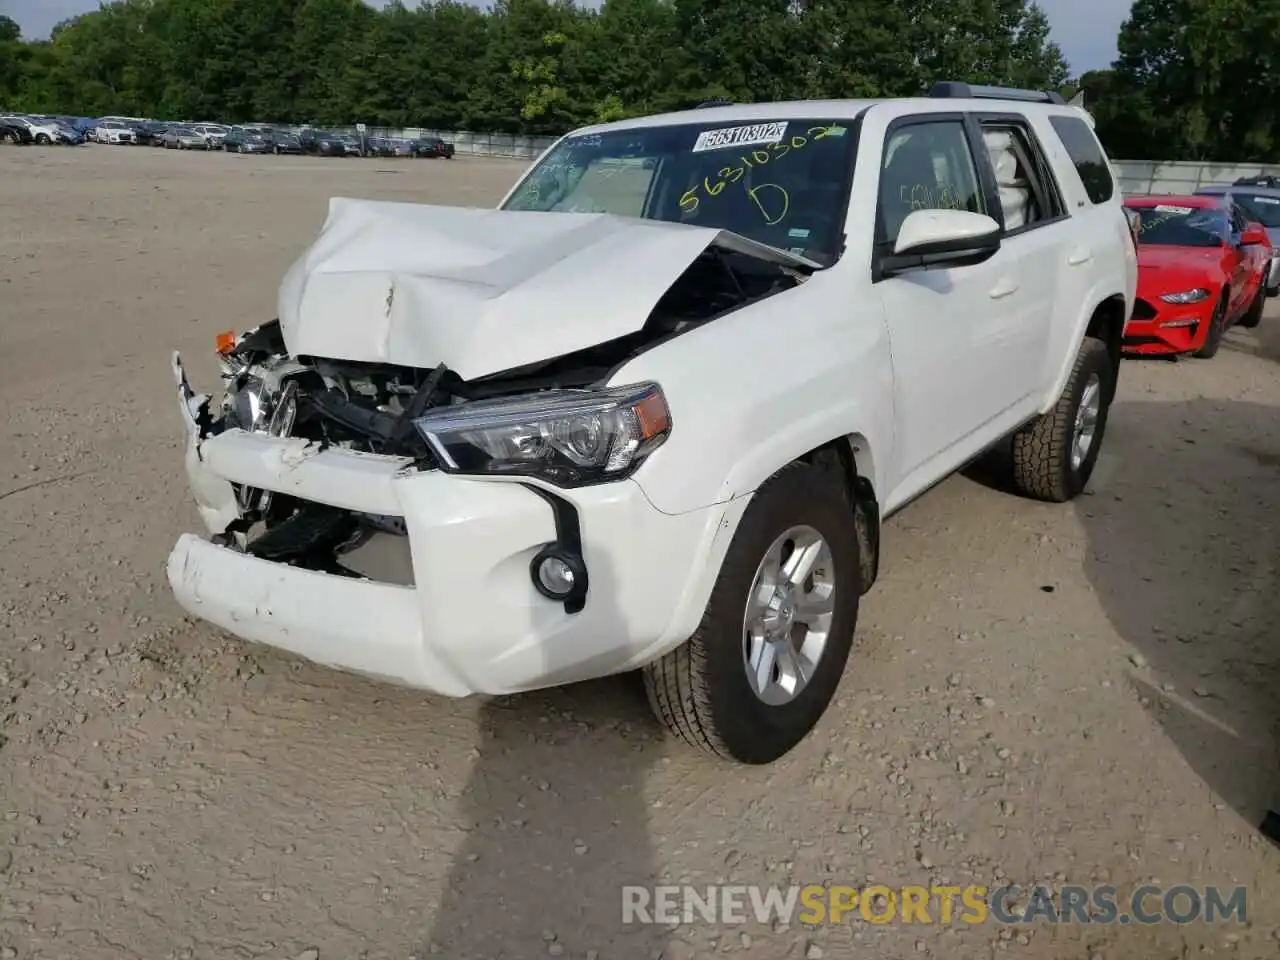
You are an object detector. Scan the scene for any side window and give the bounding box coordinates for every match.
[877,120,984,248]
[1047,115,1114,204]
[979,123,1065,232]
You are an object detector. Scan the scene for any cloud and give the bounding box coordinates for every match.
[1,0,1132,76]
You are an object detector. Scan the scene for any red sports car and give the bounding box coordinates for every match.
[1123,194,1271,358]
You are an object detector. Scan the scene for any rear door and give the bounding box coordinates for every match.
[969,113,1065,401]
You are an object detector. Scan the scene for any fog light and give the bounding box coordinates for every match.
[537,557,576,595]
[530,546,588,604]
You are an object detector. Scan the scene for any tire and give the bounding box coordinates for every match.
[1239,285,1265,329]
[1195,293,1228,358]
[35,134,50,145]
[642,462,860,764]
[1011,335,1114,503]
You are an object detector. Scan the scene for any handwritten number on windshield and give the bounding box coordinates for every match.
[679,126,834,220]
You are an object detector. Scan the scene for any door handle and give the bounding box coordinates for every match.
[989,278,1019,299]
[1068,248,1093,266]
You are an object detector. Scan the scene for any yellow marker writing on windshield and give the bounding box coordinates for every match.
[747,183,790,225]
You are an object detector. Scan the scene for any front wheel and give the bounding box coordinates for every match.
[1239,285,1265,329]
[643,462,859,764]
[1195,293,1228,357]
[34,134,50,145]
[1010,336,1114,503]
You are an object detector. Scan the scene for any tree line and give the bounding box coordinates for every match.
[0,0,1273,162]
[0,0,1067,133]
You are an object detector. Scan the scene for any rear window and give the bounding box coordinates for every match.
[1231,193,1280,229]
[1049,115,1114,205]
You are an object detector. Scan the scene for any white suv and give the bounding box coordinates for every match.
[167,83,1136,764]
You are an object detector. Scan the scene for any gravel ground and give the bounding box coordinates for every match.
[0,145,1277,960]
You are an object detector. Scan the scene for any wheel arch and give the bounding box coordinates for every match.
[1086,294,1127,401]
[650,431,884,661]
[1043,289,1128,412]
[795,435,882,595]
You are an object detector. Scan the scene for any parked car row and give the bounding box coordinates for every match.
[0,111,456,160]
[0,113,85,144]
[1122,179,1278,359]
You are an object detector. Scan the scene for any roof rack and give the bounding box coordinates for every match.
[928,81,1066,105]
[695,99,736,108]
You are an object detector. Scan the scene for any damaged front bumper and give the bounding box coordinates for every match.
[166,353,731,697]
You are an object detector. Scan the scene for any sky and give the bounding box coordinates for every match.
[0,0,1132,78]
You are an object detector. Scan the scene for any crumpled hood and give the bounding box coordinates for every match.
[278,198,818,380]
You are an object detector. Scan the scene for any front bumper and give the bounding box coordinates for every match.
[166,355,732,697]
[1122,295,1212,354]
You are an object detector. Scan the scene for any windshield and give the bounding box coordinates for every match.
[1231,194,1280,229]
[1128,204,1226,248]
[501,118,857,266]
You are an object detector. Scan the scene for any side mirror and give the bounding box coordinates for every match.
[879,209,1002,277]
[1240,224,1270,247]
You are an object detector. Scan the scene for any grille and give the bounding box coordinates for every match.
[1132,298,1158,321]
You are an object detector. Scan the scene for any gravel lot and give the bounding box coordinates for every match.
[1,145,1278,960]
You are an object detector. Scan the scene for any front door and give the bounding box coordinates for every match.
[872,116,1027,488]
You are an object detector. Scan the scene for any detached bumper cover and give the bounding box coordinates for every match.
[166,355,735,697]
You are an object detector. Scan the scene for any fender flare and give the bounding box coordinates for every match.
[644,409,885,649]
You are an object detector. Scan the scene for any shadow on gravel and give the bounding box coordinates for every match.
[1221,324,1280,365]
[421,664,670,960]
[1075,397,1280,830]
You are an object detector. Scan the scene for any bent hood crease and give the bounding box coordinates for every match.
[277,198,816,380]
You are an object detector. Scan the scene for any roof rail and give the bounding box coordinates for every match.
[1233,174,1280,188]
[695,99,735,108]
[928,81,1066,105]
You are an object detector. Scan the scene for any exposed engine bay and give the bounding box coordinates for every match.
[201,243,803,579]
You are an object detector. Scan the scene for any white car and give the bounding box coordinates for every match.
[167,83,1137,764]
[192,123,228,146]
[92,120,137,145]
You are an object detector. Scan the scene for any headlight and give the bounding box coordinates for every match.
[1160,288,1210,304]
[413,382,672,487]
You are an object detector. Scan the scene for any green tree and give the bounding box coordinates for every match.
[1098,0,1280,161]
[0,0,1139,144]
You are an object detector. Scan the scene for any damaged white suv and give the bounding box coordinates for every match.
[168,83,1136,764]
